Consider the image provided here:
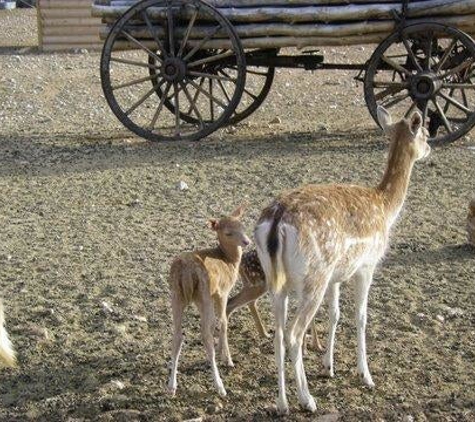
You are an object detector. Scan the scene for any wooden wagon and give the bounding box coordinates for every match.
[92,0,475,144]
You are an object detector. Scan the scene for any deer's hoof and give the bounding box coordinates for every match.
[301,395,317,413]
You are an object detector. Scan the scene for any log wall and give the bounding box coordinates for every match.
[38,0,103,51]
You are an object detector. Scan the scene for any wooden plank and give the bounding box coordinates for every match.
[41,0,93,8]
[42,43,104,51]
[43,34,101,43]
[41,17,102,26]
[41,8,95,18]
[43,25,101,35]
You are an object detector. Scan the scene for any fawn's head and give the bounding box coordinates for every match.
[378,106,431,161]
[208,205,251,250]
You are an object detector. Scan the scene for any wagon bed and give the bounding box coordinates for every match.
[92,0,475,144]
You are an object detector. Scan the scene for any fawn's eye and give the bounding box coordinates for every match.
[225,232,233,236]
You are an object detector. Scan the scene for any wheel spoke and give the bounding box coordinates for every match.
[438,91,472,114]
[435,38,458,72]
[185,77,205,115]
[373,82,408,102]
[178,8,198,58]
[216,79,231,103]
[142,10,168,58]
[243,87,258,100]
[188,50,236,68]
[404,100,418,119]
[110,57,160,70]
[173,83,180,135]
[183,25,222,62]
[120,30,163,64]
[402,34,423,72]
[381,55,411,76]
[187,70,236,82]
[187,78,227,110]
[442,82,475,89]
[382,92,409,109]
[112,74,159,90]
[432,98,453,133]
[126,79,166,116]
[440,60,474,79]
[167,3,176,57]
[424,32,433,71]
[209,79,214,121]
[150,82,172,129]
[180,82,205,129]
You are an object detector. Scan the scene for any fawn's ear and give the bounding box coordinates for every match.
[409,110,423,136]
[377,106,392,134]
[208,219,220,231]
[230,204,246,219]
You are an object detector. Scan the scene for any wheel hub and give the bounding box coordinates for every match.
[162,58,186,82]
[410,72,441,100]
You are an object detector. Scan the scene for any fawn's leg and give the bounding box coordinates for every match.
[272,291,289,415]
[216,294,234,367]
[322,282,340,377]
[227,284,269,338]
[354,265,376,388]
[288,274,331,413]
[198,294,226,396]
[249,300,270,338]
[310,322,324,352]
[168,291,185,396]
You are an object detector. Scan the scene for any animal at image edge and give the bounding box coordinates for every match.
[0,300,17,368]
[167,205,250,397]
[467,198,475,246]
[254,106,431,414]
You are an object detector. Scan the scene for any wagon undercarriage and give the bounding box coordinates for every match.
[94,0,475,144]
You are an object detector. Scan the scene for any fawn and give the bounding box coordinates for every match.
[254,106,430,414]
[467,198,475,246]
[227,249,323,352]
[167,205,250,397]
[0,300,16,368]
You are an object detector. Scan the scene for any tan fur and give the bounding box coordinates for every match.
[255,107,430,414]
[0,300,17,368]
[467,198,475,246]
[167,205,250,397]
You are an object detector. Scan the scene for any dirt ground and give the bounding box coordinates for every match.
[1,8,474,422]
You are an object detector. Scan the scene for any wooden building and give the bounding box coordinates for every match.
[37,0,103,51]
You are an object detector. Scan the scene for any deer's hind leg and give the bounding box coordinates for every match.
[168,290,185,396]
[288,272,332,413]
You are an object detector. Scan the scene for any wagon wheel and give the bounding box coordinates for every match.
[364,23,475,145]
[148,49,276,126]
[100,0,246,142]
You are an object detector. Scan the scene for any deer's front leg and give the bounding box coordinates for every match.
[217,295,234,367]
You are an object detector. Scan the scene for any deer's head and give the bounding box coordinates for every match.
[378,106,431,161]
[208,204,251,250]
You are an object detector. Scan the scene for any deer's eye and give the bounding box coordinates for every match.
[225,232,233,237]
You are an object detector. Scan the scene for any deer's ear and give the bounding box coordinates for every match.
[230,204,246,219]
[377,106,392,134]
[207,219,219,231]
[409,110,423,136]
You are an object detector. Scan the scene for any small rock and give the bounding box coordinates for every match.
[183,419,202,422]
[206,402,223,414]
[128,198,141,208]
[112,324,127,335]
[133,315,147,323]
[110,380,125,390]
[436,314,445,323]
[178,181,189,191]
[101,301,114,314]
[269,117,282,124]
[417,312,425,319]
[403,415,414,422]
[316,412,340,422]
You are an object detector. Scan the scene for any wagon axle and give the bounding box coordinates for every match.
[162,58,186,83]
[410,72,442,101]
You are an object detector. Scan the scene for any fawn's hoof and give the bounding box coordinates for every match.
[167,386,177,397]
[321,364,334,378]
[217,386,227,397]
[362,374,375,388]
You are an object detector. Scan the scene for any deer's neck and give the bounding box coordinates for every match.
[218,244,242,266]
[377,143,415,225]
